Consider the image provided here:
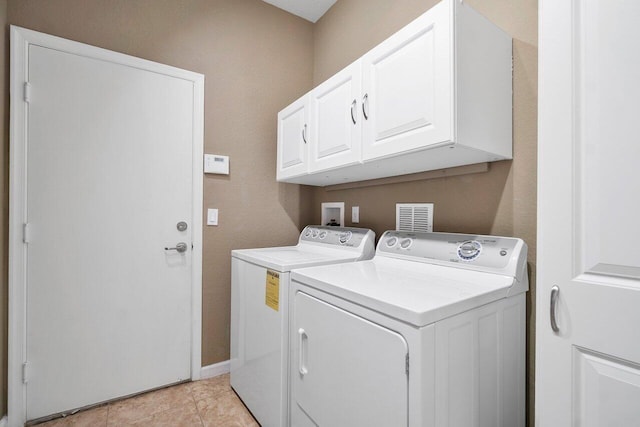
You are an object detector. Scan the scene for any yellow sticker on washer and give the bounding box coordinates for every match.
[265,270,280,311]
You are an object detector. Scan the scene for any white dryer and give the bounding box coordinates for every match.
[289,231,528,427]
[230,226,375,427]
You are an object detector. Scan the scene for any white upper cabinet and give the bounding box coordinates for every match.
[309,61,362,173]
[277,0,512,186]
[361,0,452,161]
[276,94,309,180]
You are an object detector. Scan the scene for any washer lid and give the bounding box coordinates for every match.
[291,257,517,326]
[232,245,366,272]
[231,226,376,271]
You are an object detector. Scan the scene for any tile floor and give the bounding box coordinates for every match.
[35,374,258,427]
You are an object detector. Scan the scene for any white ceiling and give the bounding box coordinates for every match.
[262,0,338,23]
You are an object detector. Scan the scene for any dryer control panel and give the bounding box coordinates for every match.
[377,231,528,283]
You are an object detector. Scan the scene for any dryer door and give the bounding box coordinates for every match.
[291,291,409,426]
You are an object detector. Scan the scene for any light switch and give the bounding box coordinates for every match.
[352,206,360,223]
[204,154,229,174]
[207,209,219,226]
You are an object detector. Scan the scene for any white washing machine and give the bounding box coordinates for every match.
[289,231,528,427]
[230,225,376,427]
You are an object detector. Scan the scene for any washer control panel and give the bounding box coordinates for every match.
[378,231,524,272]
[300,226,371,248]
[457,240,482,261]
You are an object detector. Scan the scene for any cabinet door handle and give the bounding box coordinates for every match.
[298,328,308,376]
[301,124,307,144]
[362,93,369,120]
[350,99,357,124]
[550,285,560,333]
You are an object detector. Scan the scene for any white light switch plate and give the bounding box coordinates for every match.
[352,206,360,223]
[207,209,219,226]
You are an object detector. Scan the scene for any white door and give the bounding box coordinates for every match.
[308,61,362,173]
[10,28,203,422]
[361,0,452,162]
[537,1,640,425]
[291,291,408,427]
[277,94,309,180]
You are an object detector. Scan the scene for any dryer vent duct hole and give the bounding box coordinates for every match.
[396,203,434,232]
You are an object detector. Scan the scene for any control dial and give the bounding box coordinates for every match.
[399,238,413,249]
[385,237,398,247]
[339,231,352,244]
[457,240,482,261]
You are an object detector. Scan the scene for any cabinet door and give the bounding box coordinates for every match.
[291,291,408,427]
[277,95,309,180]
[361,0,453,161]
[309,61,362,173]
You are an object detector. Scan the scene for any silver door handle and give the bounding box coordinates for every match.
[350,99,357,124]
[550,285,560,333]
[298,328,308,376]
[362,93,369,120]
[165,242,188,253]
[301,124,307,144]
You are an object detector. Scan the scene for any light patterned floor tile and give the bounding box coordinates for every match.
[122,404,203,427]
[33,376,258,427]
[106,382,195,426]
[196,390,258,427]
[36,405,108,427]
[191,374,231,402]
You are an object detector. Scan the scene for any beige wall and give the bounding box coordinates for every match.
[4,0,314,379]
[311,0,537,424]
[0,0,537,423]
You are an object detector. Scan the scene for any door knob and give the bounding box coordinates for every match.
[165,242,188,253]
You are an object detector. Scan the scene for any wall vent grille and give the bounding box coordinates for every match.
[396,203,434,233]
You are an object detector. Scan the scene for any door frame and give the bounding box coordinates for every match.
[8,26,204,426]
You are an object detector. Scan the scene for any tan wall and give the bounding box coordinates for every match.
[0,0,7,417]
[5,0,314,375]
[0,0,537,422]
[311,0,537,424]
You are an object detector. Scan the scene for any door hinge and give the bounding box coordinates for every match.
[23,82,31,103]
[23,223,30,244]
[22,362,29,384]
[405,353,409,377]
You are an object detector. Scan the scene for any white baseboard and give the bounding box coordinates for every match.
[200,360,230,379]
[0,415,7,427]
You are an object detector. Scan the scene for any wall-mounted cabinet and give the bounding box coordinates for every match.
[276,95,308,181]
[360,0,453,162]
[309,61,362,173]
[276,0,512,186]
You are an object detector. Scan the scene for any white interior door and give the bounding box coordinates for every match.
[537,1,640,425]
[10,28,203,422]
